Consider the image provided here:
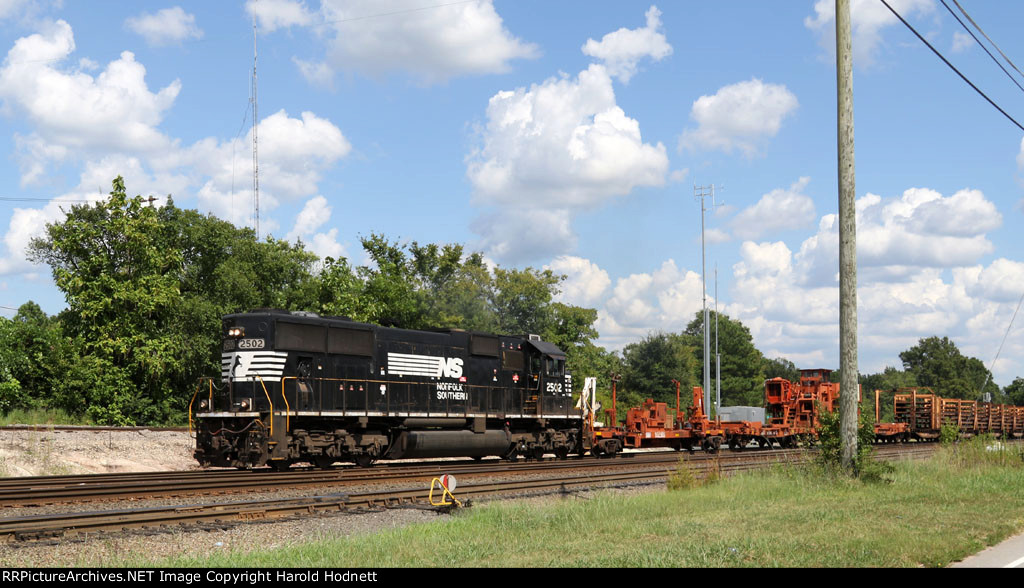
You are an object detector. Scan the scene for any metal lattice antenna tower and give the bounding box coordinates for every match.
[694,184,723,417]
[252,22,260,241]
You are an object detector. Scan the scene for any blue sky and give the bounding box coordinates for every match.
[0,0,1023,387]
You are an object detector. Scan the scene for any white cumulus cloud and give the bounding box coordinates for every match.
[804,0,935,65]
[581,5,672,83]
[286,196,346,260]
[467,61,667,262]
[0,21,180,183]
[545,256,611,307]
[0,20,355,277]
[597,260,705,350]
[125,7,203,46]
[315,0,538,84]
[795,187,1001,286]
[731,177,816,240]
[246,0,315,33]
[680,78,798,156]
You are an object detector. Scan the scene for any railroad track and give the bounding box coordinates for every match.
[0,444,939,542]
[0,444,940,508]
[0,450,794,507]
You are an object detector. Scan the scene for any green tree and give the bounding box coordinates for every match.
[683,311,765,406]
[620,332,696,407]
[1004,377,1024,406]
[762,356,800,382]
[489,267,561,336]
[28,177,185,424]
[899,336,999,401]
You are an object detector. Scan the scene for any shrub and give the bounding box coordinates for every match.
[816,403,893,482]
[939,424,959,445]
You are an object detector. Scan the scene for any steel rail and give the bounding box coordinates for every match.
[0,450,803,507]
[0,443,947,507]
[0,445,940,542]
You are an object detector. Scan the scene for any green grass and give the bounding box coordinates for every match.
[140,439,1024,568]
[0,408,93,427]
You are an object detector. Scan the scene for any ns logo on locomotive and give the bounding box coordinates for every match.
[192,309,580,469]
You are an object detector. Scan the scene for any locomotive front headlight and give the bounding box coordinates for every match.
[240,400,249,409]
[227,327,245,337]
[199,400,208,409]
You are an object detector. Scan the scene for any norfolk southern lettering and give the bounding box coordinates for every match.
[194,309,581,468]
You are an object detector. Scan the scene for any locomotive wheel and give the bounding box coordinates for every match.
[313,456,335,469]
[268,459,291,472]
[757,437,770,449]
[728,437,741,451]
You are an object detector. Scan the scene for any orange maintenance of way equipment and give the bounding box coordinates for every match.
[586,379,725,456]
[585,368,852,454]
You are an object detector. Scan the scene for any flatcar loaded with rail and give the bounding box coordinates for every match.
[192,309,581,469]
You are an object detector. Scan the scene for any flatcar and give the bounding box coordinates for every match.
[191,309,581,469]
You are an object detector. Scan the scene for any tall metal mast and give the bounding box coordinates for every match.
[694,184,718,417]
[715,263,720,413]
[252,22,260,240]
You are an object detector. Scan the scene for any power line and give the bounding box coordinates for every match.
[939,0,1024,96]
[978,288,1024,397]
[951,0,1024,82]
[879,0,1024,133]
[0,196,94,203]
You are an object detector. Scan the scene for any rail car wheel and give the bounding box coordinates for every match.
[604,445,618,458]
[703,437,722,454]
[728,437,742,451]
[354,454,376,468]
[757,438,770,450]
[531,446,547,461]
[555,447,569,460]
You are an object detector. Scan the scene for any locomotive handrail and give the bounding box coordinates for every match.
[187,384,198,437]
[255,375,273,437]
[187,378,215,437]
[278,377,295,431]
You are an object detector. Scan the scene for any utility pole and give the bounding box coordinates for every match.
[694,184,718,417]
[836,0,859,471]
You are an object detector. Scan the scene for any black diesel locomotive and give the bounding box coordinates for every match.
[192,309,581,469]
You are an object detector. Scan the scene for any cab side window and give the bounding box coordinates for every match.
[544,358,564,377]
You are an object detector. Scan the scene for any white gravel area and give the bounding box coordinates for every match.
[0,429,197,476]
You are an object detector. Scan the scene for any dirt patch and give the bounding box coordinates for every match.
[0,429,197,476]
